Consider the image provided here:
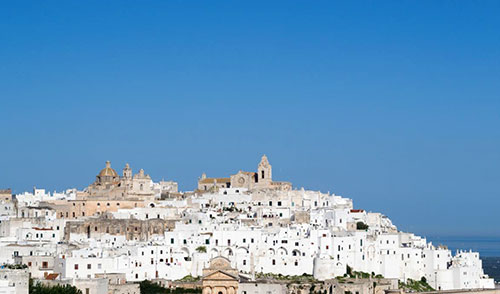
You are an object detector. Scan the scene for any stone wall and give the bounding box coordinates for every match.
[64,217,176,241]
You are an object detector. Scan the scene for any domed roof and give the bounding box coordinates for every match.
[98,161,118,177]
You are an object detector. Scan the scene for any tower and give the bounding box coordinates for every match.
[257,155,272,185]
[123,163,132,179]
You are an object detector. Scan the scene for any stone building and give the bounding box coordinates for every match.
[202,257,239,294]
[198,156,291,192]
[87,161,156,201]
[0,189,12,202]
[0,267,29,294]
[64,216,176,241]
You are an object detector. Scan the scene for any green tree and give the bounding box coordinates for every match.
[138,280,201,294]
[195,246,207,253]
[346,265,353,277]
[30,281,82,294]
[139,280,166,294]
[356,222,369,230]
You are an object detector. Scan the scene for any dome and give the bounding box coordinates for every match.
[98,161,118,177]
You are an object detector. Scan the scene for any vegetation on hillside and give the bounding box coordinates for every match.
[256,272,318,283]
[399,277,434,292]
[176,275,201,282]
[30,281,82,294]
[344,265,383,279]
[139,280,201,294]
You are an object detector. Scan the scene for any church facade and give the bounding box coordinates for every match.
[197,155,291,192]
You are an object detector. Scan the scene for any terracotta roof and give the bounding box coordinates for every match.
[350,209,365,213]
[45,273,59,280]
[199,178,230,184]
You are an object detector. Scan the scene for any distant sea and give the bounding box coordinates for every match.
[426,236,500,282]
[426,236,500,257]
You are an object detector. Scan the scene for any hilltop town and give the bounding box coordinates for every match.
[0,156,494,294]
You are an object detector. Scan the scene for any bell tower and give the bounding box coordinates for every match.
[257,155,272,185]
[123,163,132,179]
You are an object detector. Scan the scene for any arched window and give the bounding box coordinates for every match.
[261,170,265,178]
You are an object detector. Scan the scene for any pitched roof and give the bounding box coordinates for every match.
[199,178,230,184]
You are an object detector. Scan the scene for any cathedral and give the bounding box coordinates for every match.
[197,155,292,192]
[86,161,155,200]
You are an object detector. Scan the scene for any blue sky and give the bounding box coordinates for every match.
[0,1,499,238]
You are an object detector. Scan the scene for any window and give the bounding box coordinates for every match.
[269,201,272,206]
[243,260,246,265]
[243,238,246,243]
[87,264,91,269]
[272,259,276,265]
[74,264,79,270]
[86,288,89,294]
[171,238,174,244]
[277,201,282,206]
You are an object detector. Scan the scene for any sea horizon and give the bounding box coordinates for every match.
[425,235,500,257]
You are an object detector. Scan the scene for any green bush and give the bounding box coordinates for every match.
[356,222,369,230]
[139,280,201,294]
[30,282,82,294]
[195,246,207,253]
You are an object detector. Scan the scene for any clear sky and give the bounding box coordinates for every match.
[1,1,499,238]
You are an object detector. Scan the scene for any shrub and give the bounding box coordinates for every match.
[356,222,369,230]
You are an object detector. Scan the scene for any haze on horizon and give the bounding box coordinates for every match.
[0,1,499,239]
